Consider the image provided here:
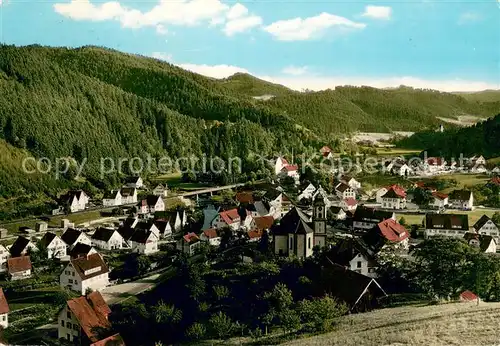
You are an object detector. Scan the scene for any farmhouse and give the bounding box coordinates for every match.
[145,195,165,213]
[200,229,221,246]
[335,182,356,200]
[61,228,92,250]
[339,175,361,190]
[102,190,122,207]
[60,190,89,213]
[448,190,474,210]
[464,233,496,253]
[177,233,201,256]
[152,184,168,197]
[297,183,316,201]
[40,232,67,259]
[424,213,469,238]
[353,206,395,232]
[129,229,158,255]
[69,243,97,259]
[212,208,252,231]
[341,197,358,212]
[364,219,410,252]
[473,215,499,241]
[60,253,109,295]
[0,288,9,329]
[381,185,407,210]
[57,291,116,344]
[431,192,449,209]
[125,176,143,189]
[328,238,378,277]
[9,236,37,257]
[91,228,125,250]
[7,256,32,280]
[120,187,137,205]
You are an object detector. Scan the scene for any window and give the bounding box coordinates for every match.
[308,237,311,249]
[357,261,362,268]
[73,324,78,330]
[289,238,293,250]
[67,311,71,319]
[61,320,65,327]
[67,334,70,341]
[69,279,73,284]
[72,271,75,277]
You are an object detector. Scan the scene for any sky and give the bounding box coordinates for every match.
[1,0,499,92]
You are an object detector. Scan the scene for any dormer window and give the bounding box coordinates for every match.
[84,266,101,276]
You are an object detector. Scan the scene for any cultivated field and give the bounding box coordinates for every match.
[284,302,500,346]
[397,208,498,227]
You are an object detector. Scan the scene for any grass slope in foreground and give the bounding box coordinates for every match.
[284,302,500,346]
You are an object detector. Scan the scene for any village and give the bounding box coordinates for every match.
[0,147,499,345]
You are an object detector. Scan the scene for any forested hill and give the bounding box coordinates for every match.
[0,44,498,202]
[397,114,500,159]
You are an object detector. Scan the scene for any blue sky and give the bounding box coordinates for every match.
[1,0,499,91]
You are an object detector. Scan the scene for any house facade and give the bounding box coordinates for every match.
[61,228,92,250]
[473,215,499,241]
[335,183,356,200]
[464,233,496,253]
[9,236,37,257]
[153,184,168,197]
[7,256,32,280]
[62,190,89,213]
[60,253,109,295]
[103,190,122,207]
[91,228,125,250]
[177,233,201,255]
[449,190,474,210]
[40,232,67,259]
[431,192,449,208]
[57,291,113,344]
[297,183,316,201]
[0,245,10,273]
[125,176,143,189]
[381,186,407,210]
[120,187,137,205]
[145,195,165,213]
[129,230,158,255]
[352,206,396,231]
[0,288,9,329]
[424,213,469,238]
[200,229,221,246]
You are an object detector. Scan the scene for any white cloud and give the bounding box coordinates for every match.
[263,12,366,41]
[282,65,309,76]
[458,12,481,24]
[54,0,260,36]
[151,54,498,92]
[361,6,392,20]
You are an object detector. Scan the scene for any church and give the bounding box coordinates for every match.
[271,196,327,259]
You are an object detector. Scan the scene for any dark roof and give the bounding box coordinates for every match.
[253,216,275,230]
[67,291,112,343]
[120,187,136,197]
[328,206,344,215]
[8,256,32,274]
[91,228,118,242]
[71,253,109,280]
[425,213,469,230]
[382,188,406,199]
[473,215,493,231]
[335,182,351,193]
[0,288,9,314]
[327,238,374,266]
[463,233,496,252]
[272,207,313,235]
[122,217,138,229]
[130,229,154,244]
[69,243,94,259]
[103,190,120,199]
[117,226,136,241]
[125,176,141,184]
[353,206,394,223]
[61,228,84,246]
[449,190,472,201]
[236,192,254,204]
[321,260,386,310]
[40,232,57,247]
[9,236,31,257]
[146,195,162,207]
[153,219,170,234]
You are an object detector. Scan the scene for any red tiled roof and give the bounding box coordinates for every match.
[0,288,9,314]
[320,146,332,153]
[460,290,478,301]
[489,177,500,186]
[67,292,111,343]
[183,232,199,243]
[202,229,219,239]
[432,192,449,200]
[220,209,241,225]
[282,164,298,172]
[383,185,406,198]
[90,333,125,346]
[247,229,263,240]
[280,158,289,165]
[253,216,274,230]
[7,256,32,274]
[377,219,409,242]
[427,157,445,166]
[343,198,357,207]
[236,192,254,204]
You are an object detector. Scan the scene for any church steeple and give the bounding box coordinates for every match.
[313,194,327,248]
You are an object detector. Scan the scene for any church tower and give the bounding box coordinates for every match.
[313,195,327,248]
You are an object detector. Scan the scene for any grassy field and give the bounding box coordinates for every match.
[152,172,210,190]
[434,173,490,193]
[397,208,498,227]
[375,147,421,156]
[283,302,500,346]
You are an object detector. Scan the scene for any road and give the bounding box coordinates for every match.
[101,272,164,305]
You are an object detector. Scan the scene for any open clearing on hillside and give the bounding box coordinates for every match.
[436,115,482,127]
[284,302,500,346]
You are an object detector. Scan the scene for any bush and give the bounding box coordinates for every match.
[185,322,206,341]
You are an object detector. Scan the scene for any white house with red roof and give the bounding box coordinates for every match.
[57,291,117,344]
[320,146,333,159]
[375,219,410,249]
[431,192,449,208]
[424,157,447,174]
[341,197,358,212]
[0,288,9,329]
[177,232,202,255]
[7,256,32,280]
[60,253,109,295]
[200,229,221,246]
[381,185,407,209]
[212,208,252,231]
